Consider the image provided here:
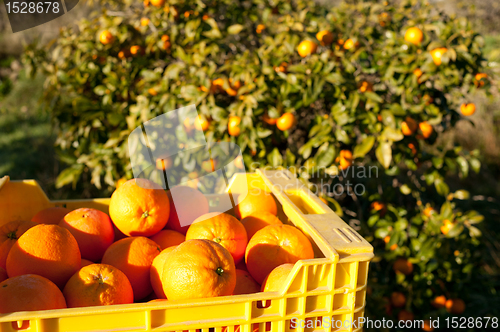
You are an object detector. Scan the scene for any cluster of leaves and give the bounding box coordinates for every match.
[25,0,498,321]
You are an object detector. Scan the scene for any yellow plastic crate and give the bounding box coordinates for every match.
[0,169,373,332]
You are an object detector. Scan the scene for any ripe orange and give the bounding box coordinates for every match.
[393,258,413,275]
[31,207,71,225]
[99,30,114,45]
[445,298,465,314]
[343,38,358,50]
[116,177,128,188]
[256,24,265,34]
[186,212,248,264]
[404,27,423,45]
[241,211,282,240]
[440,219,454,235]
[166,185,209,235]
[297,40,318,57]
[338,150,353,170]
[6,224,81,288]
[359,81,373,93]
[195,115,210,131]
[430,48,447,66]
[228,116,242,136]
[233,269,260,295]
[276,113,296,131]
[460,103,476,116]
[371,201,385,212]
[423,207,435,217]
[150,230,185,250]
[130,45,142,56]
[150,246,177,299]
[402,117,418,136]
[418,121,433,139]
[274,62,288,73]
[148,88,158,96]
[0,274,66,313]
[391,292,406,308]
[474,73,487,87]
[63,264,134,308]
[150,0,165,7]
[423,320,435,331]
[384,236,398,250]
[316,30,334,46]
[413,68,423,78]
[398,310,414,322]
[102,236,161,301]
[226,78,242,96]
[81,259,93,268]
[261,263,294,292]
[235,188,278,219]
[0,220,37,269]
[263,113,278,125]
[141,17,150,26]
[109,178,170,237]
[59,208,114,262]
[0,267,7,283]
[162,239,236,300]
[431,295,447,308]
[245,224,314,284]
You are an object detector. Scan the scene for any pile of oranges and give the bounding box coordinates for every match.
[0,179,314,313]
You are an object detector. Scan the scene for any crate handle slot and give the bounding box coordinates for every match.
[257,169,373,261]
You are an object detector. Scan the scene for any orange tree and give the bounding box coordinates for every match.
[25,0,499,323]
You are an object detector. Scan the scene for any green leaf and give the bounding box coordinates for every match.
[453,190,470,200]
[434,178,450,196]
[353,136,375,159]
[228,24,244,34]
[316,145,336,167]
[400,184,411,195]
[468,226,482,237]
[376,140,392,169]
[267,148,283,167]
[381,127,404,142]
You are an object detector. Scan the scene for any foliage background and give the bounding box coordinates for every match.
[1,0,500,329]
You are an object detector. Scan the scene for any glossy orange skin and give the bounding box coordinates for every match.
[99,31,114,45]
[404,27,423,45]
[338,150,353,170]
[261,263,294,292]
[31,207,71,225]
[402,117,418,136]
[162,239,236,301]
[228,116,242,136]
[235,188,278,220]
[431,295,447,308]
[245,224,314,284]
[393,258,413,275]
[0,274,67,313]
[63,264,134,308]
[0,220,36,269]
[6,224,81,288]
[241,212,282,240]
[166,186,209,235]
[430,48,447,66]
[109,179,170,237]
[233,269,260,295]
[276,113,296,131]
[59,208,114,262]
[150,246,177,299]
[150,230,185,250]
[440,219,454,235]
[419,121,433,139]
[263,113,278,125]
[460,103,476,116]
[297,40,318,57]
[81,259,93,268]
[186,212,248,264]
[101,236,161,301]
